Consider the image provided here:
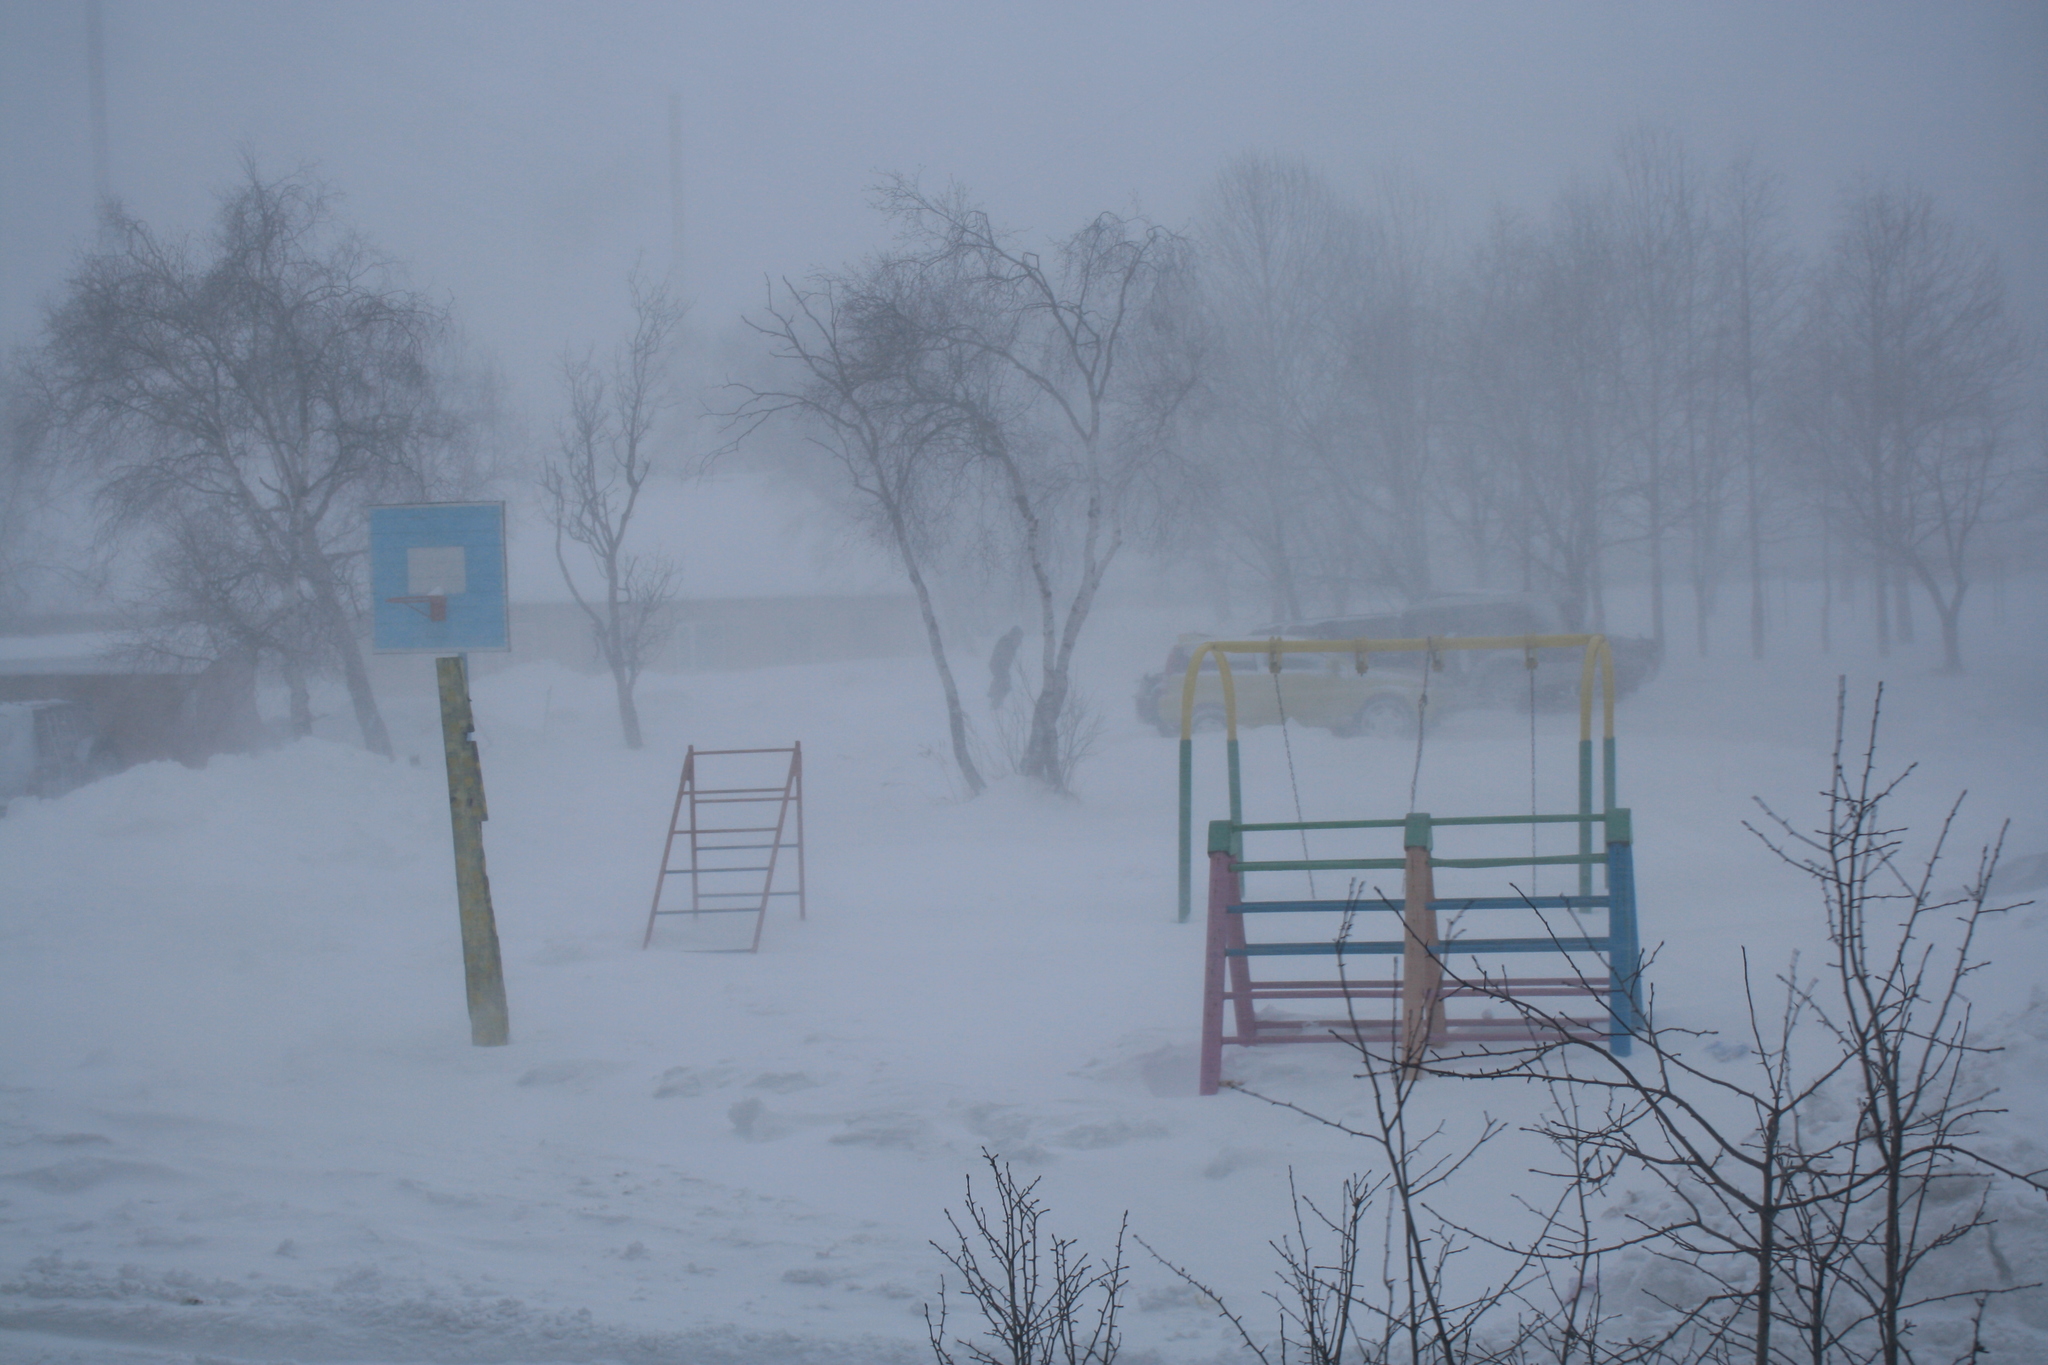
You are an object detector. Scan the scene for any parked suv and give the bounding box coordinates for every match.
[1401,594,1658,709]
[1134,595,1657,737]
[1135,615,1425,738]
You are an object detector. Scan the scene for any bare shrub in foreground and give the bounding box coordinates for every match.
[926,1150,1127,1365]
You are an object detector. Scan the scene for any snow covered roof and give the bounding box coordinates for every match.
[0,632,204,676]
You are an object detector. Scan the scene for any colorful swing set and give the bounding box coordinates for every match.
[1175,634,1643,1095]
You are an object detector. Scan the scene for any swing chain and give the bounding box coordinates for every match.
[1267,638,1317,899]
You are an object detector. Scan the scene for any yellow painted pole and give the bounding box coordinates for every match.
[437,656,509,1046]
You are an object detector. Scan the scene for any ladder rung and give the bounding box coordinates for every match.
[688,784,790,794]
[676,825,781,834]
[652,907,762,916]
[692,842,791,851]
[690,795,789,804]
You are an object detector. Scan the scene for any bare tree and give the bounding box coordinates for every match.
[1344,165,1449,604]
[1404,685,2034,1364]
[731,265,989,796]
[1615,127,1719,658]
[1748,687,2025,1361]
[1453,189,1633,630]
[874,178,1194,791]
[1793,186,2027,671]
[926,1150,1127,1365]
[542,274,688,749]
[1711,154,1796,662]
[26,164,478,755]
[1191,154,1372,619]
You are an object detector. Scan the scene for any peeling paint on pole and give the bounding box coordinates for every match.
[437,655,509,1046]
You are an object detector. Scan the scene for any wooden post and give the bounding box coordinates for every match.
[437,656,509,1046]
[1400,811,1442,1071]
[1198,821,1241,1095]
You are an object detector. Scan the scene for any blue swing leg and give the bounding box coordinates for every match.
[1605,813,1640,1057]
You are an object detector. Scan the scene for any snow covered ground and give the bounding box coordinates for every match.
[4,606,2046,1364]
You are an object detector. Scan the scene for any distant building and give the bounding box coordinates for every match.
[0,630,263,804]
[491,595,925,674]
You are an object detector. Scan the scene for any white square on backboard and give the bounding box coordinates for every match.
[407,546,467,597]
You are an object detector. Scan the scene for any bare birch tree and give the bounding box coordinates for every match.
[541,274,688,748]
[731,264,989,796]
[874,178,1194,791]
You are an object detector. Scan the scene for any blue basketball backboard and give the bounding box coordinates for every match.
[370,503,511,653]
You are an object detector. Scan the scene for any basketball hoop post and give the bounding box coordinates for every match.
[370,503,514,1045]
[437,654,509,1045]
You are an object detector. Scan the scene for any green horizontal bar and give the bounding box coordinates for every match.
[1429,813,1606,827]
[1432,854,1603,869]
[1234,858,1408,873]
[1227,812,1604,835]
[1237,818,1409,833]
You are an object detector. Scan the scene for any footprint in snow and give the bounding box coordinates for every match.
[829,1113,930,1150]
[728,1097,789,1141]
[747,1071,827,1093]
[516,1060,614,1090]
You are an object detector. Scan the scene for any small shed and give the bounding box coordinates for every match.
[0,632,263,784]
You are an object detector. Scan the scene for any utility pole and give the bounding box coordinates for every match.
[86,0,111,208]
[667,92,685,286]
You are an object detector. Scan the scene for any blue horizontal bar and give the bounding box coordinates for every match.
[1430,937,1610,955]
[1228,942,1407,957]
[1227,937,1616,958]
[1429,897,1610,911]
[1230,896,1611,915]
[1232,900,1401,914]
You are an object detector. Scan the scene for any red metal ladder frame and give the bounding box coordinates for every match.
[642,743,806,953]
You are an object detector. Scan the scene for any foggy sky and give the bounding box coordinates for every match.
[3,0,2043,402]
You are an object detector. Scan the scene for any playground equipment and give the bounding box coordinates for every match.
[1176,636,1641,1094]
[643,744,806,953]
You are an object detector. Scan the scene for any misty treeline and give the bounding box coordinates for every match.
[928,695,2044,1365]
[1180,132,2036,674]
[734,133,2037,794]
[5,163,496,756]
[3,136,2037,770]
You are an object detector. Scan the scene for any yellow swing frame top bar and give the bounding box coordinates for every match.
[1174,634,1618,920]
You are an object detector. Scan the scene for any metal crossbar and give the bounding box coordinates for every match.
[642,743,806,953]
